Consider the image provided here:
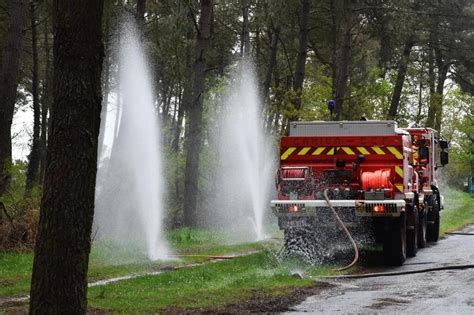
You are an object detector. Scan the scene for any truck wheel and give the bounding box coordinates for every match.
[383,212,407,266]
[284,227,318,264]
[426,194,440,242]
[418,205,427,248]
[406,205,418,257]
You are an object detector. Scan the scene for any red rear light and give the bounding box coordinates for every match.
[288,205,299,213]
[374,205,385,212]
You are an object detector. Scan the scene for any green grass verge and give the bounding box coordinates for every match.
[0,228,273,298]
[0,252,32,297]
[88,252,330,312]
[440,188,474,235]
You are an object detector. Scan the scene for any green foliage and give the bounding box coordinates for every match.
[2,161,41,217]
[439,88,474,187]
[348,67,393,120]
[440,188,474,235]
[299,64,333,121]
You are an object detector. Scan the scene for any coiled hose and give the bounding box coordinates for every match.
[323,189,359,271]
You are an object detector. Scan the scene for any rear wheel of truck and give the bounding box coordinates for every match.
[418,205,427,248]
[406,205,418,257]
[284,227,318,264]
[383,212,407,266]
[426,194,440,242]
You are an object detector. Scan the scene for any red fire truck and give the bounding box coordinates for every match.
[271,121,449,266]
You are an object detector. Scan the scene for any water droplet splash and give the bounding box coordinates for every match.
[94,18,170,261]
[209,60,275,242]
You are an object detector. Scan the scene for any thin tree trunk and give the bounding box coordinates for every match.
[426,46,436,128]
[240,0,250,57]
[263,25,280,132]
[0,0,28,197]
[387,39,414,120]
[378,20,391,79]
[183,0,213,227]
[334,0,353,121]
[433,56,449,132]
[330,0,338,99]
[39,14,52,185]
[291,0,310,119]
[136,0,146,29]
[98,4,111,159]
[426,39,448,132]
[25,1,41,195]
[29,0,104,313]
[263,26,280,101]
[175,16,194,154]
[416,55,424,124]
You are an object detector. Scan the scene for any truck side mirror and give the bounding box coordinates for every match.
[440,151,449,165]
[439,140,449,150]
[419,147,429,162]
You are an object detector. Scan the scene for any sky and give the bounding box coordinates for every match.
[12,106,33,162]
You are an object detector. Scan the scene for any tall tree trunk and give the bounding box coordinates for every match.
[416,55,424,124]
[171,102,185,153]
[263,25,280,132]
[291,0,310,119]
[0,0,28,197]
[240,0,250,57]
[25,1,41,195]
[136,0,146,29]
[426,46,436,127]
[183,0,213,227]
[29,0,104,313]
[174,15,194,154]
[433,56,449,132]
[330,0,338,100]
[426,42,448,132]
[387,39,414,120]
[39,14,52,184]
[378,19,391,79]
[334,0,353,121]
[263,25,280,101]
[98,1,112,159]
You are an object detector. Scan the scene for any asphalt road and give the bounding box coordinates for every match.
[289,225,474,314]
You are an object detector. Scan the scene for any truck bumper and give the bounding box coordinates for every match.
[271,199,405,218]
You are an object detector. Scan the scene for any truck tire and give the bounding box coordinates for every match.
[284,227,318,264]
[426,194,440,242]
[383,212,407,266]
[418,205,427,248]
[406,205,418,257]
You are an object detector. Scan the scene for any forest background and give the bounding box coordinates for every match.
[0,0,473,229]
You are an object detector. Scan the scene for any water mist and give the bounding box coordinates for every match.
[94,20,169,261]
[211,61,275,241]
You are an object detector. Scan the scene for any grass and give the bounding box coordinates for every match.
[0,228,274,298]
[0,252,32,297]
[88,252,328,312]
[440,188,474,235]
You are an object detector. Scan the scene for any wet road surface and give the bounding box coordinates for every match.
[289,225,474,314]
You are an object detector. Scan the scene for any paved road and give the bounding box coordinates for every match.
[289,225,474,314]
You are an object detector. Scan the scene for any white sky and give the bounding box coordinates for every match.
[12,106,33,161]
